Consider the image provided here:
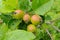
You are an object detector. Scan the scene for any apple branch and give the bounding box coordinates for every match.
[46,22,60,32]
[46,29,54,40]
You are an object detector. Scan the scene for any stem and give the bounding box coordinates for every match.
[46,22,60,32]
[46,29,54,40]
[51,24,60,32]
[50,18,60,23]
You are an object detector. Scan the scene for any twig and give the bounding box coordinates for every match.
[46,29,54,40]
[51,24,60,32]
[50,18,60,23]
[46,22,60,32]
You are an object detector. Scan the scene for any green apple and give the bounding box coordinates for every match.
[31,14,42,25]
[13,10,24,19]
[27,24,36,32]
[23,14,30,23]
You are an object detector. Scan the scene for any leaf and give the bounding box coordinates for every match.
[45,15,52,22]
[18,0,30,12]
[42,23,49,29]
[34,0,54,15]
[0,0,18,13]
[0,23,8,40]
[32,0,49,10]
[8,19,21,30]
[52,0,60,11]
[56,33,60,40]
[4,30,35,40]
[54,19,60,29]
[35,29,43,40]
[45,11,55,22]
[0,14,12,24]
[45,11,60,22]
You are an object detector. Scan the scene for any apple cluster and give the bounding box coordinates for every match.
[13,10,42,33]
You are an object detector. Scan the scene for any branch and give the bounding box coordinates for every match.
[50,18,60,23]
[46,29,54,40]
[51,24,60,32]
[46,22,60,32]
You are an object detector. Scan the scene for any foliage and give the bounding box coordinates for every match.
[4,30,35,40]
[0,0,60,40]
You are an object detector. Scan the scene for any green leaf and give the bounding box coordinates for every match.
[0,14,12,24]
[52,0,60,11]
[0,0,18,13]
[18,0,30,12]
[8,19,21,30]
[32,0,49,10]
[54,19,60,29]
[54,33,60,40]
[4,30,35,40]
[45,15,52,22]
[45,11,60,22]
[45,11,55,22]
[0,23,8,40]
[35,29,43,40]
[34,0,54,15]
